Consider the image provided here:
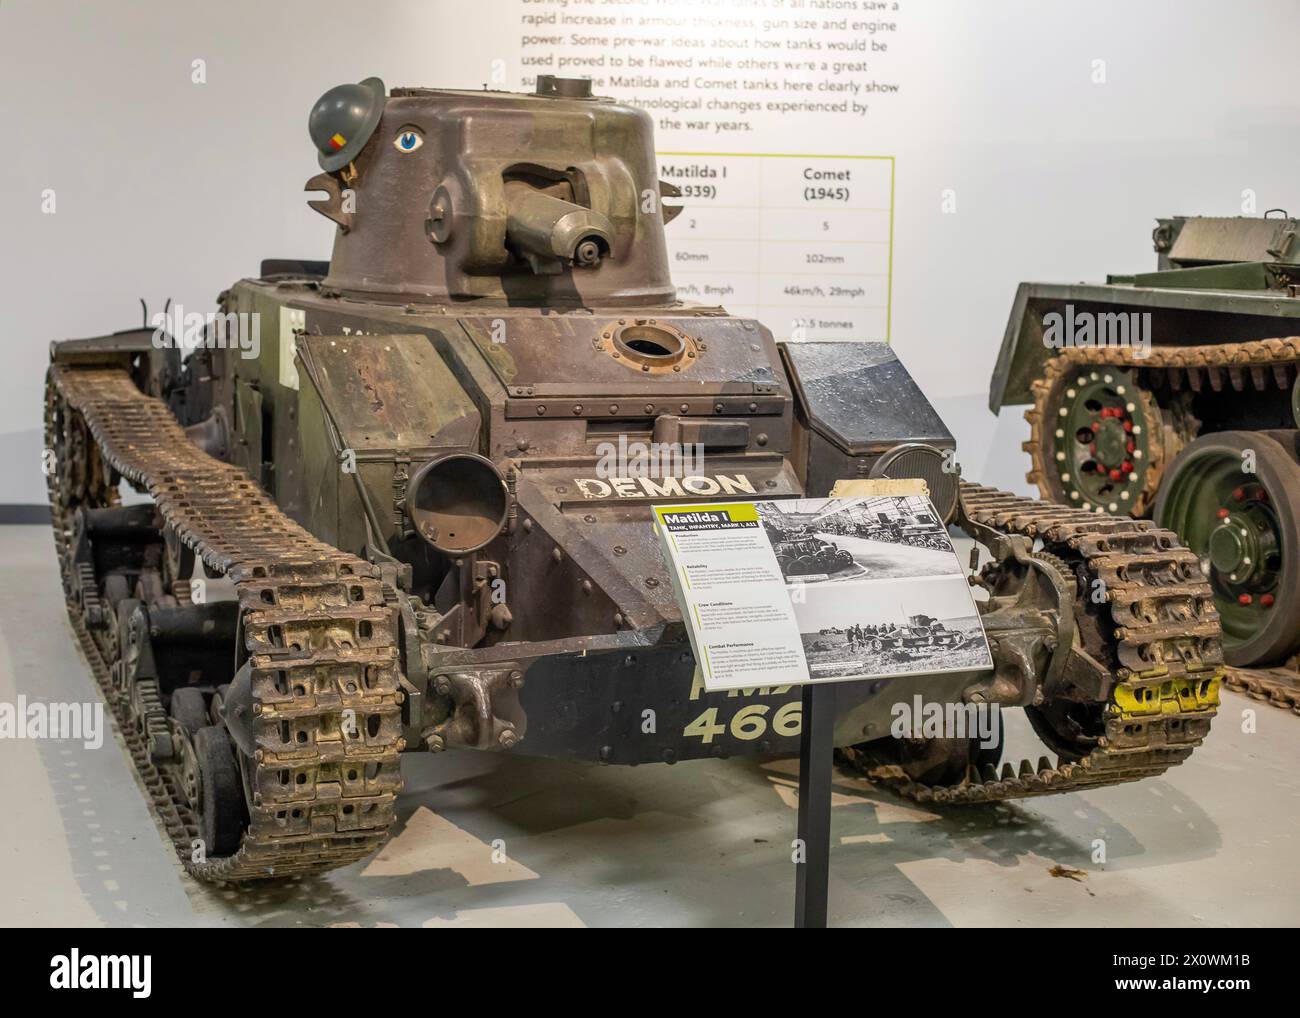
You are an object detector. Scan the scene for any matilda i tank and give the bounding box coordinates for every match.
[990,213,1300,711]
[45,76,1223,882]
[871,616,964,655]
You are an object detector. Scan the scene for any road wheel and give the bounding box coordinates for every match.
[849,711,1003,787]
[193,725,248,858]
[1155,431,1300,666]
[168,687,209,739]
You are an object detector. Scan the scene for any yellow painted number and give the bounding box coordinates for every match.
[683,707,726,744]
[730,704,770,740]
[683,700,803,743]
[773,701,802,737]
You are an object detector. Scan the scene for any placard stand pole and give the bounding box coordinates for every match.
[794,682,834,928]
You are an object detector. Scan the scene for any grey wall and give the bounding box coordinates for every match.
[3,0,1298,502]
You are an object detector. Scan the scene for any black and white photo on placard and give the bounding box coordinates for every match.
[755,496,958,584]
[795,577,992,680]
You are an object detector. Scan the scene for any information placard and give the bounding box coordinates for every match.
[655,495,992,692]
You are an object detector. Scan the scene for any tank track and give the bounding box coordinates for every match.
[841,483,1223,804]
[46,365,405,881]
[1023,338,1300,714]
[1224,665,1300,716]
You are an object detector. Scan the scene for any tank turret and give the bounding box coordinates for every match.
[306,75,675,306]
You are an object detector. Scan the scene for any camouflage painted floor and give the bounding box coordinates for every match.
[1,524,1296,928]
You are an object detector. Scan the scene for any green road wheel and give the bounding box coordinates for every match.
[1154,431,1300,666]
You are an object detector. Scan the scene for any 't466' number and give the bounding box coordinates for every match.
[683,701,802,744]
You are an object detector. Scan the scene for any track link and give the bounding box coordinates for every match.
[1225,666,1300,716]
[46,365,404,881]
[843,483,1223,804]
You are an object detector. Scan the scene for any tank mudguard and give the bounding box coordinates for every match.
[990,280,1300,412]
[50,326,180,400]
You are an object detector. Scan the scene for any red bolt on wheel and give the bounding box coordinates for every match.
[1261,594,1275,608]
[1123,421,1133,432]
[1216,508,1230,519]
[1155,430,1300,666]
[1109,468,1122,481]
[1238,593,1253,606]
[1232,487,1245,501]
[1121,461,1133,474]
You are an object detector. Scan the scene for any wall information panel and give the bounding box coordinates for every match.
[659,153,894,342]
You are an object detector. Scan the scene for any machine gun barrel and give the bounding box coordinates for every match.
[505,186,613,270]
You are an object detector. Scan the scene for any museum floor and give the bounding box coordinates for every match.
[1,523,1296,928]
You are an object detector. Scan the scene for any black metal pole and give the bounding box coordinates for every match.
[794,682,833,928]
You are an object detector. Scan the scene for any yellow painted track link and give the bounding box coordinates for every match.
[46,365,405,881]
[841,483,1223,804]
[1023,339,1300,714]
